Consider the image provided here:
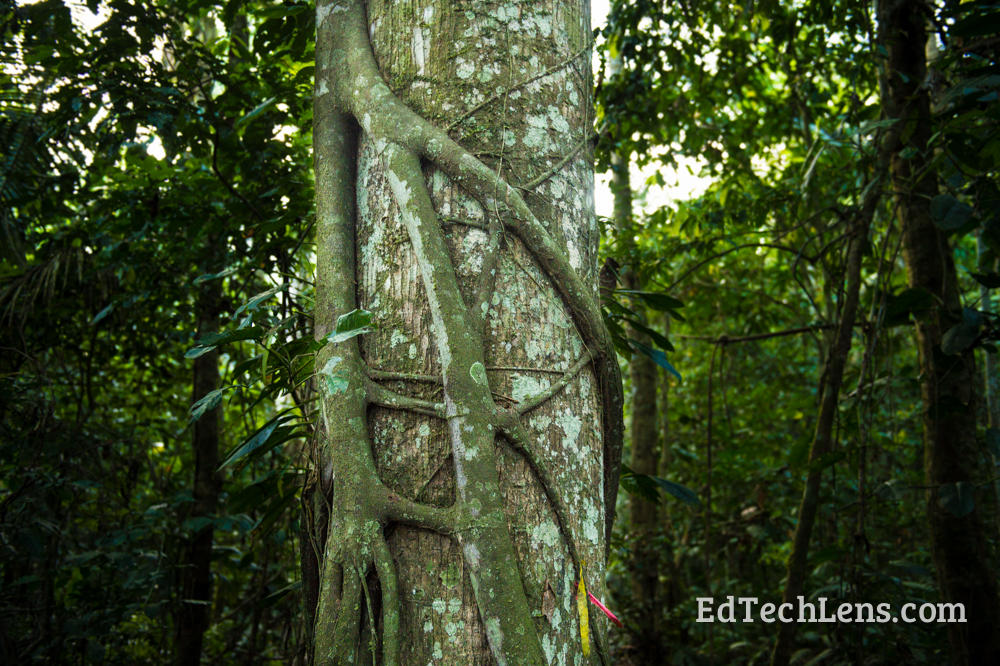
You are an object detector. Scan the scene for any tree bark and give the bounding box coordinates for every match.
[878,2,1000,663]
[310,1,623,664]
[607,64,662,657]
[769,207,870,666]
[175,267,223,666]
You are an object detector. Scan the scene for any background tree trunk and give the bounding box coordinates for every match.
[878,1,1000,662]
[607,56,662,657]
[175,264,223,666]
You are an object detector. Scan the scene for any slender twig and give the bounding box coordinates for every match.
[486,364,566,375]
[677,324,836,343]
[440,215,488,230]
[517,351,593,414]
[666,242,816,292]
[517,134,590,191]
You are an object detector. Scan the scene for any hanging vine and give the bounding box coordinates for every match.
[310,1,623,664]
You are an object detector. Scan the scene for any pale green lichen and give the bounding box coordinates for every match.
[469,361,487,386]
[445,620,463,639]
[322,356,343,373]
[483,618,504,661]
[557,408,582,451]
[322,356,350,394]
[530,520,560,550]
[455,60,475,80]
[542,633,556,663]
[524,337,544,361]
[528,413,552,432]
[462,231,487,273]
[547,105,570,133]
[511,374,550,403]
[583,502,600,545]
[523,114,550,149]
[496,3,518,22]
[463,542,481,568]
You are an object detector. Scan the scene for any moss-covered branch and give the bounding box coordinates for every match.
[365,378,445,418]
[382,139,546,663]
[497,410,610,665]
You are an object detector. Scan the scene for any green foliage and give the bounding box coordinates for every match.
[325,307,374,344]
[1,0,315,661]
[598,0,1000,662]
[620,464,700,506]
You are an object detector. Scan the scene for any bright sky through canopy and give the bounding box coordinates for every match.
[591,0,711,219]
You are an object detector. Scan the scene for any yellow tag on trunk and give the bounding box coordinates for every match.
[577,563,590,657]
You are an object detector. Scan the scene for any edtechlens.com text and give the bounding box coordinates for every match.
[696,596,967,624]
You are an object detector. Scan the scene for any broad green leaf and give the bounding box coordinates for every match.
[617,289,685,312]
[193,267,236,285]
[623,316,675,352]
[253,483,300,535]
[184,346,215,360]
[631,339,682,381]
[883,287,933,326]
[620,465,700,506]
[227,470,298,513]
[603,311,632,356]
[232,354,263,378]
[650,476,701,506]
[930,194,973,231]
[262,581,302,608]
[619,464,660,503]
[939,481,975,517]
[258,4,308,18]
[182,516,214,533]
[188,388,225,424]
[234,286,283,318]
[197,326,264,347]
[235,97,276,129]
[219,413,300,470]
[941,308,983,355]
[91,303,113,324]
[325,308,374,344]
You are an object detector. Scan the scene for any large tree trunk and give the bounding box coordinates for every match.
[878,1,1000,663]
[310,1,623,664]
